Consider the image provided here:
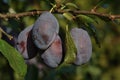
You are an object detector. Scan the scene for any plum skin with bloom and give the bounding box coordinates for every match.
[70,28,92,65]
[16,11,92,68]
[32,12,59,50]
[41,35,62,68]
[16,25,38,59]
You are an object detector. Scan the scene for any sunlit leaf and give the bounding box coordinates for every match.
[65,2,78,9]
[63,12,74,21]
[77,14,97,24]
[63,25,77,64]
[0,39,27,77]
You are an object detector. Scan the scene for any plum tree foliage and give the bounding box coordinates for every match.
[0,0,120,80]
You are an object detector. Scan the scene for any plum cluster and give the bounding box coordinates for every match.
[16,12,92,68]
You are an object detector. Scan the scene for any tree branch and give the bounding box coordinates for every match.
[0,10,120,20]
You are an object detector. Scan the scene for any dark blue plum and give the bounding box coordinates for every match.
[41,35,62,68]
[17,25,38,59]
[70,28,92,65]
[32,12,59,50]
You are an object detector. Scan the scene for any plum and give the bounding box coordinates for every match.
[16,25,38,59]
[70,28,92,65]
[41,35,62,68]
[32,12,59,50]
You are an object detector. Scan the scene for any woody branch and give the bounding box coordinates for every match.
[0,10,120,20]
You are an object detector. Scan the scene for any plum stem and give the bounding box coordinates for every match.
[49,4,57,13]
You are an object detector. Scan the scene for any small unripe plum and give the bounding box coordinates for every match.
[70,28,92,65]
[16,25,38,59]
[32,12,59,50]
[41,35,62,68]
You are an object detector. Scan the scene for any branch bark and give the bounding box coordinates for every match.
[0,10,120,20]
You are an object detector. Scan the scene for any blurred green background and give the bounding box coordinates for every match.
[0,0,120,80]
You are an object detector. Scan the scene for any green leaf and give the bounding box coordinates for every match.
[63,12,74,21]
[77,14,96,24]
[96,0,111,8]
[0,39,27,77]
[113,19,120,25]
[87,24,101,47]
[63,25,77,64]
[25,65,38,80]
[65,2,78,9]
[95,0,106,8]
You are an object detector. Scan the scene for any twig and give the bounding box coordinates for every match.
[0,10,47,19]
[0,27,13,40]
[0,10,120,20]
